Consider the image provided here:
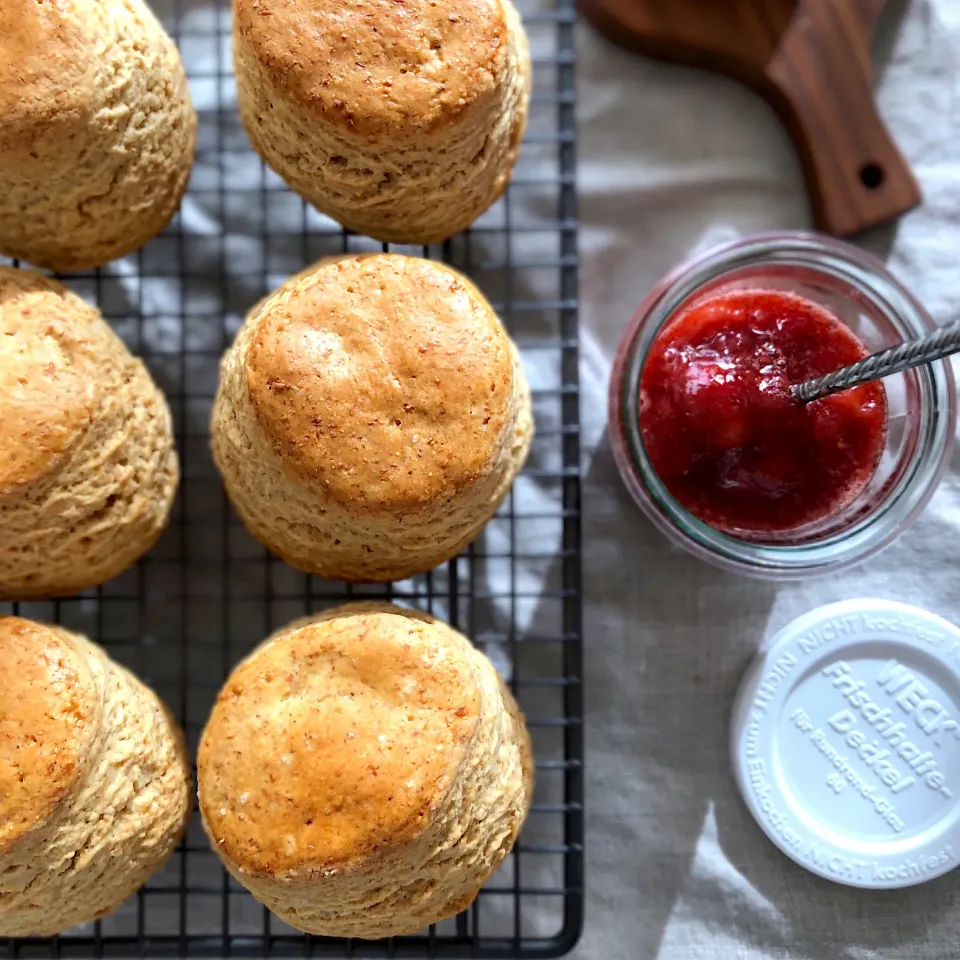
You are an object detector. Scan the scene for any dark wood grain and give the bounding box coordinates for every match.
[579,0,921,236]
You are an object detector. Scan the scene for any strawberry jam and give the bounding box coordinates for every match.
[639,290,887,535]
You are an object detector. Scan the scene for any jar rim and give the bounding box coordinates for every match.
[609,232,957,580]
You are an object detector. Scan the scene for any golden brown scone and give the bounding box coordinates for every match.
[0,616,191,936]
[0,268,178,599]
[198,602,533,939]
[233,0,530,244]
[211,253,532,582]
[0,0,196,271]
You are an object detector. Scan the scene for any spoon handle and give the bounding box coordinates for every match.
[793,319,960,404]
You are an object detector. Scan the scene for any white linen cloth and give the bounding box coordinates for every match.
[575,2,960,958]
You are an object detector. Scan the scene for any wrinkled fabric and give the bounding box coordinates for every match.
[576,2,960,958]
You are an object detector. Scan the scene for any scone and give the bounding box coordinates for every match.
[0,616,190,936]
[0,0,196,271]
[0,268,178,599]
[198,602,533,939]
[211,253,532,582]
[233,0,530,244]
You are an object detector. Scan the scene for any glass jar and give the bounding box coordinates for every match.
[609,232,957,580]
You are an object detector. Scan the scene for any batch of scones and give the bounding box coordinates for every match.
[0,0,535,943]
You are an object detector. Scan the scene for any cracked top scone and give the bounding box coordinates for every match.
[198,602,533,938]
[0,268,178,599]
[0,616,190,936]
[211,253,532,582]
[0,0,196,270]
[233,0,530,243]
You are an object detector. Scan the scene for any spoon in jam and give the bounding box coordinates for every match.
[793,318,960,404]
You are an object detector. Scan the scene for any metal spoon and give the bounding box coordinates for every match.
[792,319,960,404]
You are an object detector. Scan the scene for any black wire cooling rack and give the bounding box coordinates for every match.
[1,0,582,956]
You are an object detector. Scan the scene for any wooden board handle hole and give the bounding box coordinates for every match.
[859,163,886,190]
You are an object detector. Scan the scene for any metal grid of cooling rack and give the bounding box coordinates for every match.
[1,0,582,956]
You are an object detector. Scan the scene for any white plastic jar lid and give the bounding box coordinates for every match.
[731,599,960,888]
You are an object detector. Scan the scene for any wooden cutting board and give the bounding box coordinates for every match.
[578,0,921,237]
